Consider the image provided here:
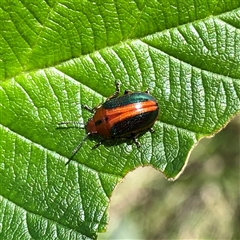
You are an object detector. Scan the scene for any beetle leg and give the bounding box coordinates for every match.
[132,134,141,148]
[92,140,103,149]
[148,127,155,133]
[124,90,132,95]
[106,80,121,100]
[114,80,121,95]
[82,105,96,113]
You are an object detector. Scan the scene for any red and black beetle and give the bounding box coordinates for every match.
[58,81,159,164]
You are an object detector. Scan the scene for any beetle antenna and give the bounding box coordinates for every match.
[65,133,90,165]
[57,121,84,128]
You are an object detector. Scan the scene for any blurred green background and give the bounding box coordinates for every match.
[99,115,239,240]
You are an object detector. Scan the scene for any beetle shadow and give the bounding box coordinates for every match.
[87,130,149,149]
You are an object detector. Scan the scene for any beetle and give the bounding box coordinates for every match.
[58,81,159,164]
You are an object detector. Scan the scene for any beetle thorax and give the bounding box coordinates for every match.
[86,118,98,135]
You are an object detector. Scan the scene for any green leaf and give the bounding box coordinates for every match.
[0,0,239,239]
